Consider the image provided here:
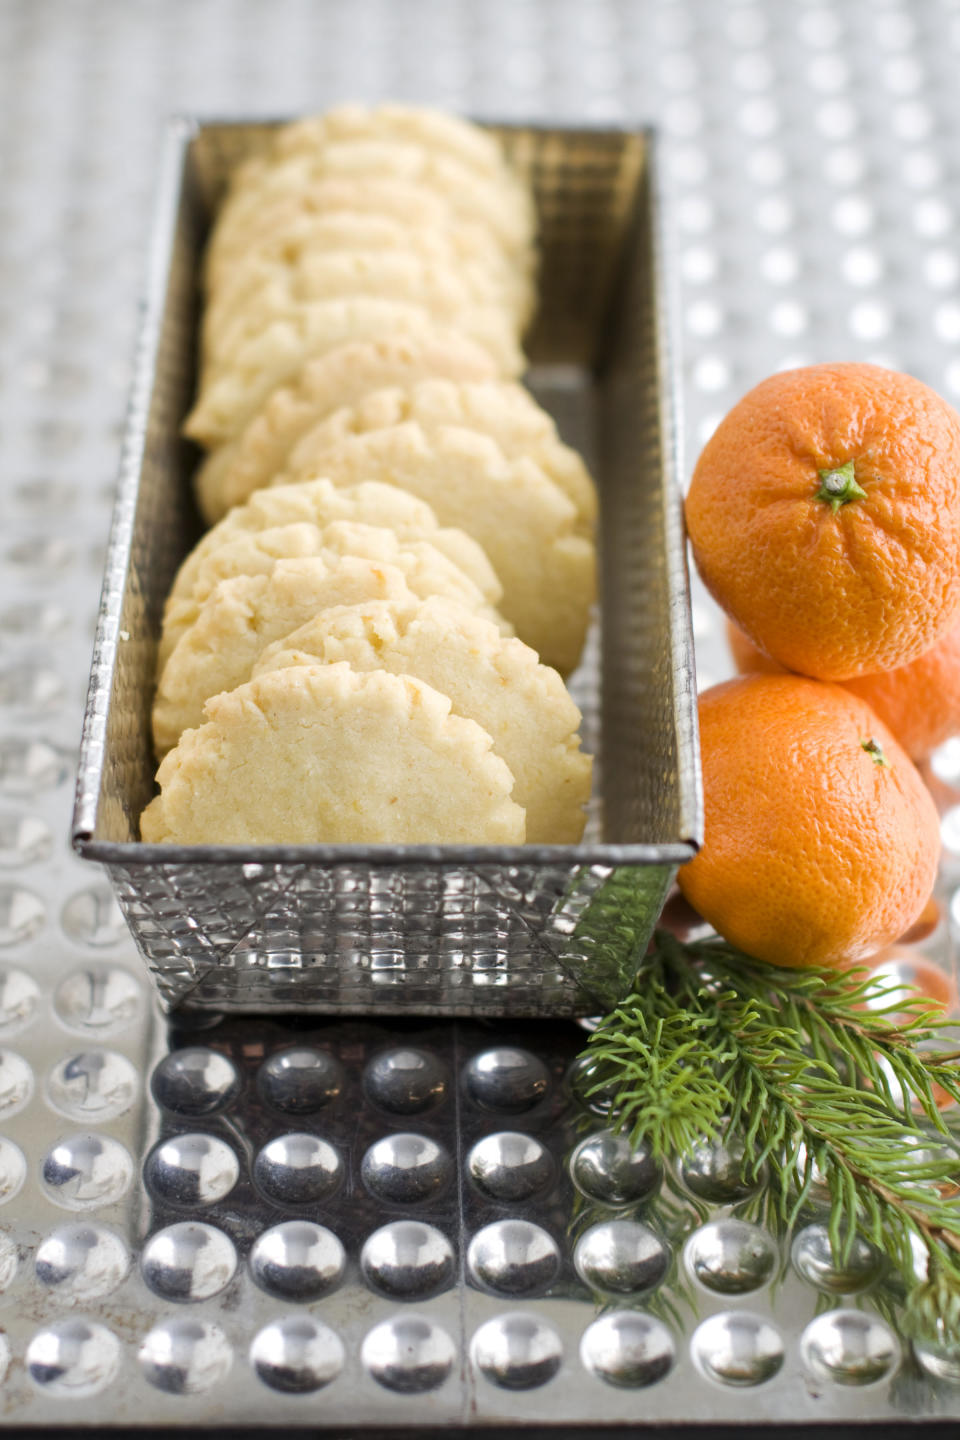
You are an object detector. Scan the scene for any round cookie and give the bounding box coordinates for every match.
[274,420,595,674]
[216,140,534,263]
[254,596,592,844]
[203,177,530,318]
[193,335,498,524]
[329,380,597,536]
[268,105,513,185]
[157,519,506,673]
[182,297,523,448]
[205,211,525,338]
[141,663,525,845]
[201,251,520,376]
[152,554,418,757]
[179,477,502,609]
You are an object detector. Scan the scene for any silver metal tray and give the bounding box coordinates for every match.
[71,119,701,1016]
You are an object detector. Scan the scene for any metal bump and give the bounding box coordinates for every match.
[364,1046,447,1114]
[464,1047,550,1113]
[139,1319,233,1395]
[257,1047,344,1113]
[141,1222,238,1302]
[0,737,68,794]
[27,1319,120,1396]
[0,965,39,1033]
[800,1310,899,1387]
[467,1219,560,1297]
[0,1230,16,1291]
[361,1132,453,1204]
[250,1317,345,1393]
[684,1220,778,1295]
[8,536,73,571]
[249,1221,346,1301]
[0,812,52,869]
[35,1223,129,1300]
[913,1333,960,1384]
[253,1133,343,1205]
[53,966,142,1034]
[0,1136,26,1204]
[792,1224,882,1295]
[0,600,68,637]
[0,884,45,946]
[151,1048,240,1116]
[41,1133,133,1210]
[361,1316,455,1394]
[145,1134,240,1207]
[360,1220,455,1300]
[0,663,65,713]
[692,1313,785,1387]
[580,1312,675,1388]
[574,1220,668,1296]
[60,886,127,948]
[565,1055,619,1116]
[0,1048,32,1115]
[467,1131,555,1202]
[471,1313,563,1390]
[47,1049,137,1121]
[680,1134,762,1202]
[569,1131,661,1206]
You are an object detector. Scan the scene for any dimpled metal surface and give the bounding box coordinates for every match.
[2,0,960,1429]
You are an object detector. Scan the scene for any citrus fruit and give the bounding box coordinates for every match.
[726,616,960,763]
[725,618,782,676]
[677,675,940,969]
[686,363,960,680]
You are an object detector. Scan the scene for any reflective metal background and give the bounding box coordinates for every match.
[2,0,960,1428]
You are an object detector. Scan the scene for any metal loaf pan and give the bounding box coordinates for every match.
[72,117,702,1017]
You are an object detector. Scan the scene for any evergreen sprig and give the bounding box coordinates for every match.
[582,930,960,1335]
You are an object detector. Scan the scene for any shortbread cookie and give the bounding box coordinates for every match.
[203,178,532,321]
[179,477,502,610]
[216,140,534,264]
[152,555,418,756]
[183,297,523,448]
[255,596,592,843]
[206,212,526,338]
[193,335,498,523]
[274,420,595,673]
[141,663,525,845]
[268,105,513,186]
[328,380,597,535]
[201,251,519,375]
[157,520,506,672]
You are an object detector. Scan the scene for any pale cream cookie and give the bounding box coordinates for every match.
[141,662,525,845]
[178,476,502,611]
[200,250,520,377]
[328,380,597,535]
[203,177,531,321]
[255,596,592,844]
[205,211,526,338]
[157,519,506,672]
[182,297,524,448]
[216,140,534,265]
[267,105,513,186]
[193,334,498,524]
[152,554,418,756]
[273,420,596,674]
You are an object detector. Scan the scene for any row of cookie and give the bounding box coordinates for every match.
[187,360,595,674]
[142,479,592,845]
[184,104,537,449]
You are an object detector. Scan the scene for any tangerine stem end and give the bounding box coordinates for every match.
[816,460,868,513]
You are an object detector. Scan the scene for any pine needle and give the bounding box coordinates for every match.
[582,930,960,1338]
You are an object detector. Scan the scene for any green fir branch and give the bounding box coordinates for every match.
[581,930,960,1334]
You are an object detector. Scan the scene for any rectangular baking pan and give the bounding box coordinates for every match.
[71,117,702,1016]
